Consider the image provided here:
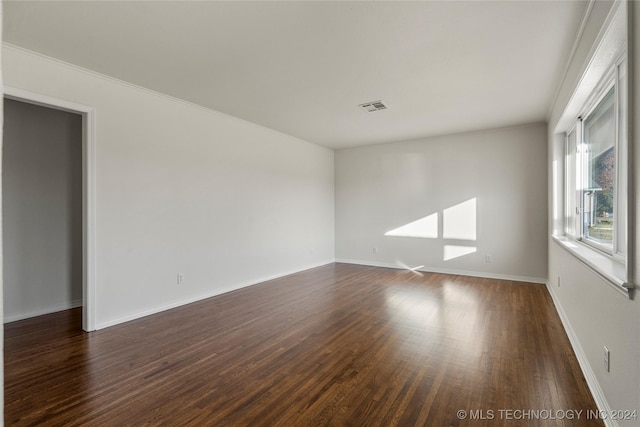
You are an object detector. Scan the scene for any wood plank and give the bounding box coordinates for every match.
[5,263,603,426]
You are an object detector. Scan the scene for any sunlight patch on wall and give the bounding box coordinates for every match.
[443,245,477,261]
[385,212,438,239]
[443,198,476,241]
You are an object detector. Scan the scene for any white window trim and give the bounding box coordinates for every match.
[564,124,578,238]
[558,59,631,298]
[553,236,630,298]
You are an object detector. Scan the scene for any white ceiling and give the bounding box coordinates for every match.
[3,1,587,149]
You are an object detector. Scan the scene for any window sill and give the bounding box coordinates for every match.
[552,235,633,299]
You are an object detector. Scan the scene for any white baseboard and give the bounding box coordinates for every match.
[95,260,335,330]
[545,282,617,427]
[335,258,547,284]
[4,299,83,324]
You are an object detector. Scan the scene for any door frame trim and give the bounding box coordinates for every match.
[4,86,97,331]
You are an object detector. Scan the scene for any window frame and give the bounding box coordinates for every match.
[564,124,578,238]
[564,54,626,261]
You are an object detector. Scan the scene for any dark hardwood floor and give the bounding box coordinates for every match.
[5,263,602,426]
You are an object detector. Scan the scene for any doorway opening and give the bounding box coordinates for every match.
[3,88,96,332]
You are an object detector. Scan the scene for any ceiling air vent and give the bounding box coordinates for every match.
[359,100,387,112]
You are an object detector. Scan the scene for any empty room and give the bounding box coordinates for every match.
[1,1,639,426]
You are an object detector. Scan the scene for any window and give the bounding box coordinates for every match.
[564,58,627,258]
[582,86,615,249]
[556,3,630,296]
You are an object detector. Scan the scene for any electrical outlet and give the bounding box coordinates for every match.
[177,273,184,285]
[485,254,492,263]
[558,276,561,287]
[373,247,379,255]
[604,346,610,372]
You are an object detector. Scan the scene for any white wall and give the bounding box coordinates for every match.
[2,44,335,330]
[3,99,83,322]
[547,1,640,425]
[335,123,548,282]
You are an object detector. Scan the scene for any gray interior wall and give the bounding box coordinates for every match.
[3,98,82,322]
[335,123,548,282]
[3,46,336,330]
